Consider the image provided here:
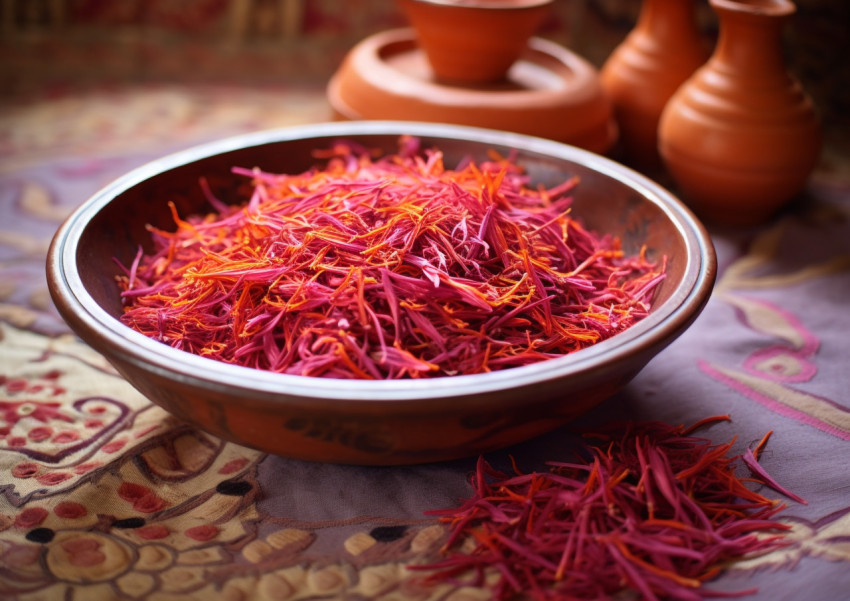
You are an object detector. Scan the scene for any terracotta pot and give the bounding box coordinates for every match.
[600,0,708,171]
[327,29,617,155]
[397,0,553,86]
[658,0,822,226]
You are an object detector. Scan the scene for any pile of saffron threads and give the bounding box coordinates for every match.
[118,136,665,379]
[413,416,797,601]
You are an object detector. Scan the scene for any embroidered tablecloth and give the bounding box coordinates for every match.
[2,84,850,601]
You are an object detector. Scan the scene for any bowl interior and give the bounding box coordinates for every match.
[79,129,686,321]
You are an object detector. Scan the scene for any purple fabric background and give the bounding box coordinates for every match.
[1,74,849,601]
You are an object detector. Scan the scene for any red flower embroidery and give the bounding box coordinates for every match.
[137,524,170,540]
[73,462,101,475]
[11,463,39,478]
[133,493,168,514]
[0,400,73,425]
[185,524,219,541]
[102,439,127,453]
[28,426,54,442]
[35,472,73,486]
[54,501,87,519]
[117,482,149,502]
[52,431,80,444]
[14,507,49,528]
[117,482,169,513]
[5,379,27,393]
[61,537,106,567]
[219,458,250,474]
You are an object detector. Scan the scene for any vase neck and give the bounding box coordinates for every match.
[636,0,701,43]
[710,0,795,76]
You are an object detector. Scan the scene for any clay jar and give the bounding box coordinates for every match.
[600,0,708,171]
[397,0,553,85]
[658,0,822,227]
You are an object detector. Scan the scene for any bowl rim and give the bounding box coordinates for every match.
[48,120,716,405]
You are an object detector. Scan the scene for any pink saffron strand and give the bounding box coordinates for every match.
[742,448,808,505]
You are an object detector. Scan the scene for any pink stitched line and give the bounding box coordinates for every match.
[699,359,850,441]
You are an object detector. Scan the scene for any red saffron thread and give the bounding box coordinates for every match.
[412,417,798,600]
[118,137,665,379]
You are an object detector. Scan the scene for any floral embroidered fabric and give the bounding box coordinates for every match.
[2,85,850,600]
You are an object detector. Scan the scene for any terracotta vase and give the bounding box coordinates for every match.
[397,0,553,86]
[658,0,822,227]
[600,0,708,171]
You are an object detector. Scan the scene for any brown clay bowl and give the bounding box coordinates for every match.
[397,0,554,85]
[47,121,715,465]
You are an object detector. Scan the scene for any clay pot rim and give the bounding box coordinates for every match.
[709,0,796,17]
[327,28,618,153]
[341,29,602,109]
[404,0,553,10]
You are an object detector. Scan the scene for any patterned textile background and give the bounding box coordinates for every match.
[2,0,849,162]
[2,1,850,601]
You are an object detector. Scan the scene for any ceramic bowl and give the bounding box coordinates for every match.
[47,121,716,465]
[397,0,554,85]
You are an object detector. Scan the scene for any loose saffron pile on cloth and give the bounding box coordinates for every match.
[118,136,665,378]
[413,416,799,601]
